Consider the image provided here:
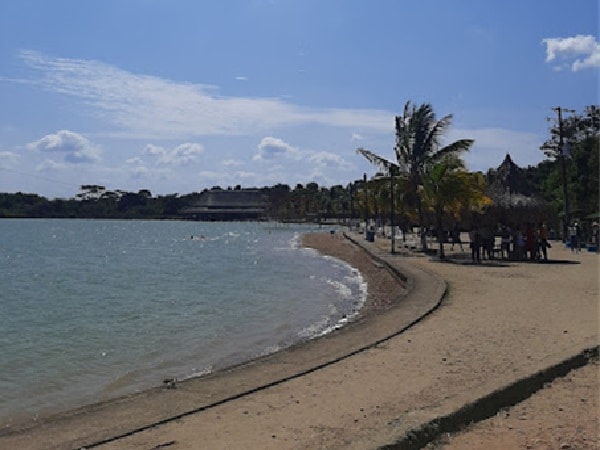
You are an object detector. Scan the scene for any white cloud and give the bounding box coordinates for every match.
[0,150,19,167]
[235,76,248,81]
[16,51,393,139]
[306,151,352,170]
[168,143,204,164]
[250,135,358,187]
[121,156,174,180]
[124,157,149,177]
[235,171,255,178]
[125,157,145,165]
[27,130,101,163]
[129,165,150,178]
[196,170,232,187]
[253,136,301,161]
[305,168,346,188]
[351,133,364,141]
[222,159,244,166]
[542,34,600,71]
[35,159,68,171]
[143,144,165,156]
[143,142,204,165]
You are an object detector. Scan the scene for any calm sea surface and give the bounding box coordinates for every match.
[0,219,366,423]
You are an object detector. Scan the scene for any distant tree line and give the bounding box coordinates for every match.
[1,106,597,238]
[0,189,196,219]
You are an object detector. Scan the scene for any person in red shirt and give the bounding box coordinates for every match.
[525,223,536,260]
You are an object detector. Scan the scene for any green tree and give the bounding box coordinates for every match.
[357,101,474,249]
[422,156,489,259]
[540,105,600,232]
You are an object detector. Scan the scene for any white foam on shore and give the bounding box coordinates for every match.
[259,344,282,357]
[290,233,368,339]
[297,258,368,340]
[325,278,353,298]
[185,365,213,379]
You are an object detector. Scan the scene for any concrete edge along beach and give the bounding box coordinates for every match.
[1,230,598,449]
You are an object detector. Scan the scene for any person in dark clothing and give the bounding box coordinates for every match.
[569,222,581,253]
[525,222,536,260]
[538,222,549,261]
[451,225,464,251]
[469,226,481,263]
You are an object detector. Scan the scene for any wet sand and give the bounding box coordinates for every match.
[1,231,598,449]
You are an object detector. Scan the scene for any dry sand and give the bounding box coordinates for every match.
[426,360,599,449]
[1,231,598,450]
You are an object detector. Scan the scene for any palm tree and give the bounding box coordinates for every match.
[422,155,469,259]
[357,101,474,250]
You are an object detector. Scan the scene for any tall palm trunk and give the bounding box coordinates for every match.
[417,195,427,251]
[435,205,445,259]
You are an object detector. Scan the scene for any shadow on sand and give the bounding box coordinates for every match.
[430,257,581,267]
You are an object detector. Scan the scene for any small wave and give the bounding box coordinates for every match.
[297,315,333,339]
[258,344,281,357]
[296,296,362,340]
[299,247,320,257]
[325,278,353,298]
[295,244,369,341]
[185,365,213,380]
[297,314,351,340]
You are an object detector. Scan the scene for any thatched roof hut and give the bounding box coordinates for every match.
[486,154,543,207]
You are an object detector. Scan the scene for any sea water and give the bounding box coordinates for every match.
[0,219,366,422]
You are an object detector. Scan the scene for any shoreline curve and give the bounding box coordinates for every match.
[0,231,446,450]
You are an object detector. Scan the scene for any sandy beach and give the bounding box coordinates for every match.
[1,231,598,449]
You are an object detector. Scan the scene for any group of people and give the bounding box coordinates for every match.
[461,222,551,264]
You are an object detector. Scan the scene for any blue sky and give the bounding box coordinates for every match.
[0,0,598,199]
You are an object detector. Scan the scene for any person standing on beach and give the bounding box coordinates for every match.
[525,223,536,260]
[513,226,525,260]
[569,222,581,253]
[537,222,549,261]
[451,225,464,251]
[500,225,511,260]
[469,226,481,263]
[483,225,495,260]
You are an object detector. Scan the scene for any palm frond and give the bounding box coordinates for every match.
[356,147,397,172]
[410,103,440,165]
[423,153,465,177]
[430,139,474,163]
[424,114,453,151]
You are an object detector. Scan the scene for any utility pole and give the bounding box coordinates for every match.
[552,106,575,242]
[349,182,354,226]
[390,168,395,254]
[363,172,368,237]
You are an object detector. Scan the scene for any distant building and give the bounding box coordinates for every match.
[181,188,268,221]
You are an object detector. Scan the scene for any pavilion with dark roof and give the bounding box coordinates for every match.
[181,188,268,221]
